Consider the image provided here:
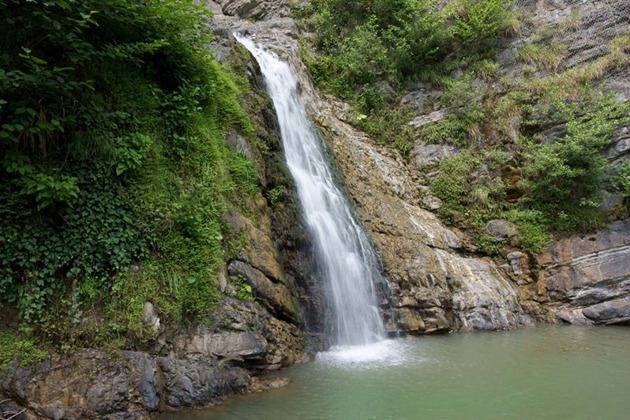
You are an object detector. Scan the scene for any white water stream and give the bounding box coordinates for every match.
[235,34,386,346]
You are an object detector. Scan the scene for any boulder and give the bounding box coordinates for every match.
[486,219,518,242]
[412,141,459,168]
[582,297,630,324]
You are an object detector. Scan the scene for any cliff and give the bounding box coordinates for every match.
[1,0,628,418]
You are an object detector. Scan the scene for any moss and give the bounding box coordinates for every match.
[0,331,47,368]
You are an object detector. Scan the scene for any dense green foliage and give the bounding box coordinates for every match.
[520,94,630,228]
[429,90,629,254]
[296,0,514,153]
[0,0,259,345]
[298,0,513,104]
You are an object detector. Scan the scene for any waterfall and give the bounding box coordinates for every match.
[235,34,386,346]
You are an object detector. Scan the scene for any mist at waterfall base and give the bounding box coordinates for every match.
[162,325,630,420]
[235,33,386,349]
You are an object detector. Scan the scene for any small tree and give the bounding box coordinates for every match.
[520,93,630,214]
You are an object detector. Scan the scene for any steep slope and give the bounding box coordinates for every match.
[212,0,629,332]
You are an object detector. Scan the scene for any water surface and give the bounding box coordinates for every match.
[163,325,630,420]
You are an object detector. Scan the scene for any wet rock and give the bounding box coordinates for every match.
[396,308,426,332]
[249,376,291,393]
[86,373,130,415]
[156,357,250,409]
[0,350,252,419]
[555,309,594,325]
[225,212,285,283]
[228,260,300,322]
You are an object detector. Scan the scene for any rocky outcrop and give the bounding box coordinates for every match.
[212,0,291,20]
[315,112,535,333]
[0,294,316,418]
[0,349,257,419]
[540,219,630,325]
[171,298,314,371]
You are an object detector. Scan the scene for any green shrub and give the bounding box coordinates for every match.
[447,0,515,47]
[301,0,513,96]
[502,209,550,255]
[520,92,630,214]
[355,105,416,156]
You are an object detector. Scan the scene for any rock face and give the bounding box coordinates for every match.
[210,1,538,335]
[0,349,252,419]
[315,113,534,334]
[540,219,630,325]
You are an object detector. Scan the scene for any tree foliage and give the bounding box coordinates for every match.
[0,0,259,340]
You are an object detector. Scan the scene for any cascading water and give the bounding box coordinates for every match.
[235,34,386,346]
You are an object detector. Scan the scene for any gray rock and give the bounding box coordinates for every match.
[412,141,459,168]
[570,284,626,306]
[175,325,267,360]
[375,81,395,97]
[597,190,623,211]
[496,47,518,65]
[228,260,300,321]
[486,219,518,242]
[541,219,630,300]
[507,252,524,278]
[142,302,160,334]
[226,132,256,160]
[125,352,160,412]
[408,110,448,129]
[155,357,244,409]
[583,297,630,324]
[400,90,427,110]
[555,309,594,325]
[86,373,130,415]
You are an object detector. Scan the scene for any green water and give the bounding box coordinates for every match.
[163,325,630,420]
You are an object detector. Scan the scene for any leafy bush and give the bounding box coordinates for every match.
[520,93,630,216]
[301,0,513,98]
[447,0,515,46]
[0,0,261,344]
[502,209,550,255]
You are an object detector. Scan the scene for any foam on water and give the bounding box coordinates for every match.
[316,339,409,369]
